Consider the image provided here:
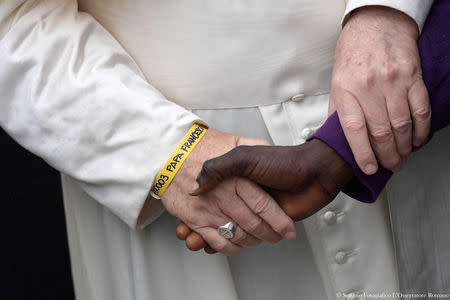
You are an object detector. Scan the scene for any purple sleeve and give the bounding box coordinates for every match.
[308,0,450,202]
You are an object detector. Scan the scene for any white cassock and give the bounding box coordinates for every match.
[0,1,436,299]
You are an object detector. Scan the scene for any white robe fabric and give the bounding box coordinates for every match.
[0,0,434,299]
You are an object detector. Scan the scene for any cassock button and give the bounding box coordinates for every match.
[291,93,305,102]
[301,128,313,139]
[323,211,337,225]
[335,251,347,264]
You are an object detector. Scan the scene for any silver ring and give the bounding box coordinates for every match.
[218,221,236,239]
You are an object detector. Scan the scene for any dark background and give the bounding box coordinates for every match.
[1,128,75,300]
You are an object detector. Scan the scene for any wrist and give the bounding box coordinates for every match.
[151,123,208,198]
[307,139,354,195]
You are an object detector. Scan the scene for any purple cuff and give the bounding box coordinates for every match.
[308,112,392,203]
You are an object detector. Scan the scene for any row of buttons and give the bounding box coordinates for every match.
[322,211,348,264]
[321,208,362,296]
[291,94,315,140]
[291,91,363,297]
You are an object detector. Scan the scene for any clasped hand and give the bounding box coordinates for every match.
[160,129,297,256]
[174,138,354,254]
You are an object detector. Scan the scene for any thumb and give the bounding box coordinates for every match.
[189,136,271,195]
[189,146,252,196]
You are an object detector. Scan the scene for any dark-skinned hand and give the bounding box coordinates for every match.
[175,139,354,254]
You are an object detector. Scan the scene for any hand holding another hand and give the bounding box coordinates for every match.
[177,139,354,253]
[161,128,297,256]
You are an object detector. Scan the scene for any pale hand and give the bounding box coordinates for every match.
[329,6,431,174]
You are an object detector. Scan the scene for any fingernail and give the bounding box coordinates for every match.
[188,181,199,195]
[364,164,377,175]
[413,142,426,151]
[284,231,297,240]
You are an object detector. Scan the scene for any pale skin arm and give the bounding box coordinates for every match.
[329,6,431,174]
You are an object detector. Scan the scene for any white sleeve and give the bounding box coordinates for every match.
[343,0,434,31]
[0,0,202,229]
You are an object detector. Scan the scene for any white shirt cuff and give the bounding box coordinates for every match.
[344,0,434,32]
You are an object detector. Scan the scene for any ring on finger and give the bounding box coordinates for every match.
[218,221,236,239]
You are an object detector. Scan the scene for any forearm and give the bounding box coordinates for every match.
[0,0,201,228]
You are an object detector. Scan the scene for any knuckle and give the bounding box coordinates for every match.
[412,105,431,122]
[247,217,265,236]
[369,128,394,143]
[391,118,412,133]
[252,196,271,216]
[231,232,247,244]
[232,145,253,162]
[212,239,227,252]
[403,64,417,77]
[201,159,217,176]
[232,145,250,153]
[230,146,252,168]
[379,64,399,82]
[359,72,376,88]
[342,118,365,133]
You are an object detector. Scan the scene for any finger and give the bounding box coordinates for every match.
[196,227,242,256]
[333,89,378,175]
[190,135,271,196]
[185,232,208,251]
[362,93,401,171]
[408,79,431,147]
[386,90,413,158]
[235,178,297,241]
[228,224,261,247]
[176,221,192,240]
[214,184,269,244]
[189,146,256,196]
[196,199,261,247]
[204,245,217,254]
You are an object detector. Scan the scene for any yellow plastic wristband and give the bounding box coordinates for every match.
[151,123,208,197]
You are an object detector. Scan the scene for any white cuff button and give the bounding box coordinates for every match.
[323,211,337,225]
[335,251,347,264]
[301,128,314,139]
[291,94,305,102]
